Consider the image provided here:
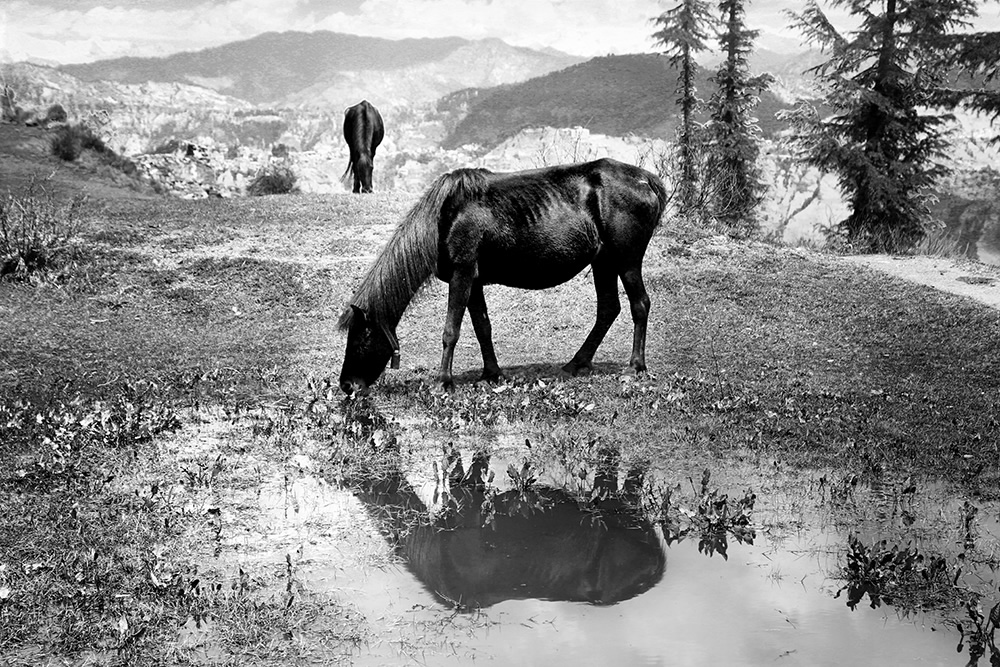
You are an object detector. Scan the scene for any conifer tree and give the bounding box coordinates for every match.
[945,31,1000,125]
[786,0,979,252]
[704,0,772,236]
[651,0,715,216]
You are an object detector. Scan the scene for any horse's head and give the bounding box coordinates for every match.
[339,305,397,395]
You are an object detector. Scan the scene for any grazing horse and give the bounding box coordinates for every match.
[354,446,665,609]
[338,158,667,394]
[342,100,384,193]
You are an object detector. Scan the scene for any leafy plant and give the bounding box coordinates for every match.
[50,123,106,161]
[836,535,954,611]
[2,383,181,482]
[0,177,85,281]
[45,103,67,124]
[247,166,298,196]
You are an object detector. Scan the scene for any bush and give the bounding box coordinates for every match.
[50,123,106,161]
[0,177,85,281]
[50,126,81,161]
[247,166,298,196]
[45,104,67,124]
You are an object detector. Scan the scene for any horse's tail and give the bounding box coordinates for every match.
[341,156,354,184]
[646,171,669,226]
[338,167,493,331]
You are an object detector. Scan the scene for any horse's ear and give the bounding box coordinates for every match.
[351,304,367,324]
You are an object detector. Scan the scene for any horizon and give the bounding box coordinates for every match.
[6,0,1000,68]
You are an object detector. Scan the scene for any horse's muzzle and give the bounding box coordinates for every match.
[340,378,369,396]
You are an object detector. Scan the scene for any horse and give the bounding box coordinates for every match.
[338,157,668,394]
[354,445,665,609]
[342,100,384,193]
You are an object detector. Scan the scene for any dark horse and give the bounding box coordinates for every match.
[354,446,665,609]
[339,158,667,394]
[342,100,384,193]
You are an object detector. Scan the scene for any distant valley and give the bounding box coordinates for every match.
[3,30,998,255]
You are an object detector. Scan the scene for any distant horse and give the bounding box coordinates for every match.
[338,158,667,394]
[354,446,665,609]
[342,100,384,193]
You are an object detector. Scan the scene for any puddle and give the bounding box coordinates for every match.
[233,434,1000,666]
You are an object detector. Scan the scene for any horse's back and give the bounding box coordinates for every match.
[439,159,664,288]
[343,100,384,154]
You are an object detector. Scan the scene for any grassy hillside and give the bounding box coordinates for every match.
[3,122,1000,664]
[442,53,796,150]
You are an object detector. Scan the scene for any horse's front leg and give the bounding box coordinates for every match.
[563,258,620,376]
[440,268,475,389]
[467,281,503,382]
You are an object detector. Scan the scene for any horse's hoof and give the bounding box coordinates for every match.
[481,369,505,384]
[560,362,593,377]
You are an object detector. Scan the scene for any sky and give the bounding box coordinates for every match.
[3,0,1000,65]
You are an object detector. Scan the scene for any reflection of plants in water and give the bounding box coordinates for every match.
[955,596,1000,666]
[643,469,756,560]
[836,536,957,611]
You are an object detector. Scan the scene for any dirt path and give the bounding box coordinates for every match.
[842,253,1000,310]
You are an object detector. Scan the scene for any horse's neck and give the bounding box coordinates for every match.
[363,227,436,327]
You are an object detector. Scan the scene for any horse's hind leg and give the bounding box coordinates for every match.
[562,257,621,377]
[620,265,650,373]
[467,282,503,382]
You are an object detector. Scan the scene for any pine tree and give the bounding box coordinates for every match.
[651,0,715,216]
[704,0,772,236]
[944,31,1000,125]
[786,0,979,252]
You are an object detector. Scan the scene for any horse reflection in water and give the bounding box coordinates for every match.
[354,447,666,609]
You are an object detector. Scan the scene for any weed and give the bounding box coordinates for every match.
[954,596,1000,666]
[647,469,756,559]
[835,536,956,611]
[247,166,298,196]
[1,382,180,486]
[915,224,969,259]
[0,176,85,281]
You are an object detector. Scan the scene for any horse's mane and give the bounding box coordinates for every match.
[338,167,492,331]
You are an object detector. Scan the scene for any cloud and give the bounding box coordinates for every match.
[5,0,1000,65]
[3,0,673,64]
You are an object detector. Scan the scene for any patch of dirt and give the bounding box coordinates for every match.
[842,254,1000,310]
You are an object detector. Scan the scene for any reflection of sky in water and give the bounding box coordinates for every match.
[337,528,964,666]
[476,535,954,667]
[249,461,999,667]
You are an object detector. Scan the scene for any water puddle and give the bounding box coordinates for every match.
[238,434,1000,666]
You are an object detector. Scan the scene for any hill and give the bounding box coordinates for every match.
[59,31,583,108]
[440,53,797,151]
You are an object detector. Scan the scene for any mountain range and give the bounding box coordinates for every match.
[59,31,585,109]
[439,53,800,150]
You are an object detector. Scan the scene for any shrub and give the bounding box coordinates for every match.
[0,177,85,281]
[50,126,81,161]
[45,104,67,124]
[50,123,106,161]
[247,166,298,196]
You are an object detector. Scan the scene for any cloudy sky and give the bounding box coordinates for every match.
[3,0,1000,65]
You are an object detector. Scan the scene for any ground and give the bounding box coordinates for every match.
[2,122,1000,665]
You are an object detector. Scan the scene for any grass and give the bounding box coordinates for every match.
[2,169,1000,663]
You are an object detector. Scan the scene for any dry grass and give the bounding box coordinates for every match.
[3,132,1000,663]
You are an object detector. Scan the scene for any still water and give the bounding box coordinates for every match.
[250,444,1000,667]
